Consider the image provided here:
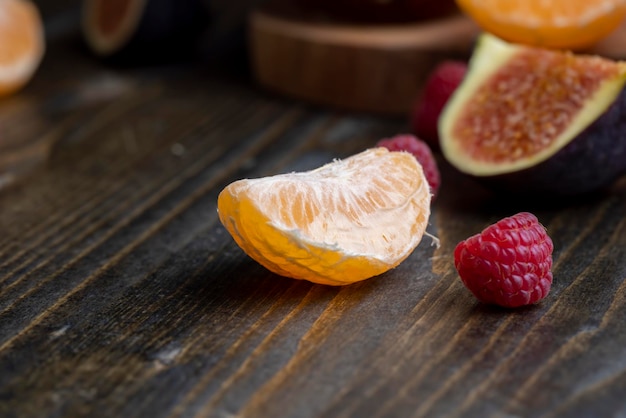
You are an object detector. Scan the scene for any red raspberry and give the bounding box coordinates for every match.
[454,212,554,308]
[411,60,467,149]
[377,134,441,199]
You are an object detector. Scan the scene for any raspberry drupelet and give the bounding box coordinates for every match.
[454,212,554,308]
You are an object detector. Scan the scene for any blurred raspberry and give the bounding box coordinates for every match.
[411,60,468,150]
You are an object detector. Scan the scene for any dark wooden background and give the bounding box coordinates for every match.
[1,1,625,417]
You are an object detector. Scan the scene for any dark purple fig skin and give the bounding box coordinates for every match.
[468,87,626,197]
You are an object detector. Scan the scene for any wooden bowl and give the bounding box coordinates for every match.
[249,4,480,115]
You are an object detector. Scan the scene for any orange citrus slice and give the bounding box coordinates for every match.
[217,148,432,286]
[0,0,45,96]
[456,0,626,50]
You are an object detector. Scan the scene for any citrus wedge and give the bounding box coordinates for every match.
[0,0,45,96]
[457,0,626,50]
[217,148,432,285]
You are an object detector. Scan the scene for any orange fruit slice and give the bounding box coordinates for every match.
[457,0,626,50]
[217,148,432,286]
[0,0,45,96]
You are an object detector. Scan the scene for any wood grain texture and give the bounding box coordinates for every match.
[1,4,626,418]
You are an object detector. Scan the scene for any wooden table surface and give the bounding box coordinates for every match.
[1,3,626,418]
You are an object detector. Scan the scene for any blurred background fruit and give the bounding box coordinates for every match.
[0,0,45,96]
[410,60,467,150]
[456,0,626,50]
[81,0,211,63]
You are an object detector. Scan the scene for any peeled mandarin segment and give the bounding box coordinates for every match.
[457,0,626,49]
[0,0,44,95]
[217,148,432,286]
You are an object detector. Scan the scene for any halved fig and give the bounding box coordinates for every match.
[81,0,210,62]
[439,33,626,196]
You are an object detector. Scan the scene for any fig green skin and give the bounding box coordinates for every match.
[467,88,626,197]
